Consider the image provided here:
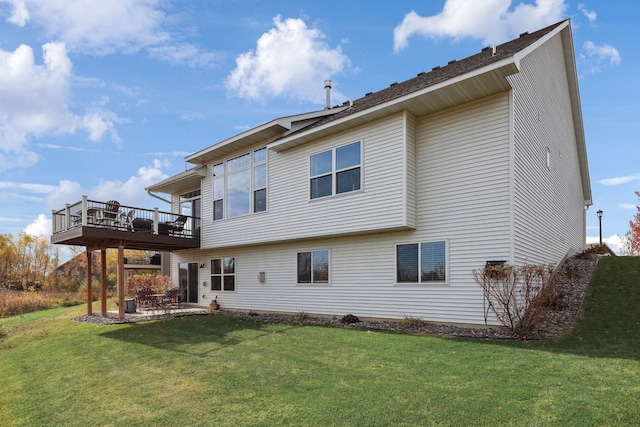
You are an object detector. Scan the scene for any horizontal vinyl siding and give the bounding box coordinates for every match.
[169,95,512,326]
[172,232,494,325]
[200,113,412,249]
[509,33,586,265]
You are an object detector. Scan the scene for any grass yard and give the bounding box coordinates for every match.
[0,257,638,426]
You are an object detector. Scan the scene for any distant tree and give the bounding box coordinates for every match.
[623,191,640,256]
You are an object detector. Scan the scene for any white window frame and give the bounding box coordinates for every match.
[309,141,362,200]
[211,257,236,292]
[212,147,268,221]
[395,240,448,285]
[296,249,330,285]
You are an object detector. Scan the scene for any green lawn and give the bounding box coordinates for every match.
[1,257,639,426]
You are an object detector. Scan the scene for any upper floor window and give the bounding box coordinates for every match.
[310,141,361,199]
[396,241,447,284]
[213,148,267,221]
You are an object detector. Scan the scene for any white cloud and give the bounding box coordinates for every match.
[24,213,51,237]
[619,203,637,210]
[0,0,219,67]
[0,42,122,170]
[580,40,621,73]
[586,234,623,255]
[393,0,566,52]
[598,173,640,186]
[578,4,597,22]
[43,158,171,211]
[226,15,350,104]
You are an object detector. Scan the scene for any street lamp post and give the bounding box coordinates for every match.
[597,209,603,245]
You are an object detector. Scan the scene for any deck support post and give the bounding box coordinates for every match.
[101,249,107,315]
[86,249,92,315]
[117,245,125,318]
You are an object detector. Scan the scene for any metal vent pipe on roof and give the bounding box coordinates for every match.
[324,79,332,109]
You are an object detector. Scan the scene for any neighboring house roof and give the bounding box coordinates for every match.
[148,19,590,205]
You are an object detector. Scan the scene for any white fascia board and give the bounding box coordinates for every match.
[184,107,348,165]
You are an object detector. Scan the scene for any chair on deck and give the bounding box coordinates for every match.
[118,210,135,231]
[166,215,187,236]
[97,200,120,226]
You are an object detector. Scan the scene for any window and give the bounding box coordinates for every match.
[253,148,267,213]
[396,241,446,283]
[211,257,235,291]
[212,147,267,220]
[310,141,361,199]
[212,163,224,220]
[180,190,201,236]
[297,250,329,284]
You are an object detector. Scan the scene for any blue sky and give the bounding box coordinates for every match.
[0,0,635,254]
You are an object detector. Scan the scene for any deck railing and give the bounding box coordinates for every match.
[51,196,200,239]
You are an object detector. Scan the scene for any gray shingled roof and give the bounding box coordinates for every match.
[302,19,567,132]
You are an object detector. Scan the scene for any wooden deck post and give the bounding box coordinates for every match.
[117,245,125,318]
[86,249,92,315]
[101,249,107,315]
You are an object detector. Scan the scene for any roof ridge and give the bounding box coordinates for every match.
[298,19,568,132]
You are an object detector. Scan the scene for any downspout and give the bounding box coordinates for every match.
[147,189,171,204]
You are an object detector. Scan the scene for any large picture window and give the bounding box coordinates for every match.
[310,141,361,199]
[396,241,447,283]
[297,250,329,284]
[213,147,267,220]
[211,257,235,291]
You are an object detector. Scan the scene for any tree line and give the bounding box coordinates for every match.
[0,233,155,292]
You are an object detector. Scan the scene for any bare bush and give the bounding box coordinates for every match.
[473,264,556,338]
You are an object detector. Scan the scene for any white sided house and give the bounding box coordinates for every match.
[147,20,591,325]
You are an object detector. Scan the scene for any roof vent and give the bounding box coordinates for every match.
[324,79,332,110]
[365,91,373,96]
[432,65,440,71]
[389,82,398,87]
[519,31,529,37]
[417,71,425,76]
[492,45,496,56]
[482,46,490,52]
[448,59,457,65]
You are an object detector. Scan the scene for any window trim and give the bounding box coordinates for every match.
[309,141,362,200]
[211,257,236,292]
[395,240,448,285]
[296,249,331,285]
[212,147,268,221]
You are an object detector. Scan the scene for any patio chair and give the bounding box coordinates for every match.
[163,289,180,307]
[136,288,154,308]
[166,215,187,236]
[117,209,135,231]
[96,200,120,226]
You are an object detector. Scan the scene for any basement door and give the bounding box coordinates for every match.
[178,262,199,304]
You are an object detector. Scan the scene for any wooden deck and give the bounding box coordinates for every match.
[51,196,200,251]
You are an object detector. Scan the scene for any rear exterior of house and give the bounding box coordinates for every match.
[147,20,591,325]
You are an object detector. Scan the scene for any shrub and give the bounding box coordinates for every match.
[400,315,429,329]
[473,264,556,338]
[127,274,171,296]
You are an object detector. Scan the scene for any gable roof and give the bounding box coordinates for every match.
[269,19,567,151]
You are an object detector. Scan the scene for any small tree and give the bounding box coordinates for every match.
[473,264,556,338]
[623,191,640,256]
